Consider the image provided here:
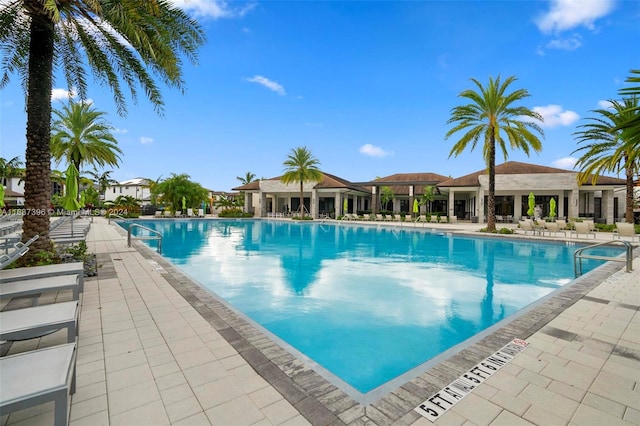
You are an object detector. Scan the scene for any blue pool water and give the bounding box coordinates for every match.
[123,219,615,393]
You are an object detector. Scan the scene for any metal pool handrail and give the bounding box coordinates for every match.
[127,224,162,254]
[574,240,633,277]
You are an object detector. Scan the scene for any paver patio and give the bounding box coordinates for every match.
[1,217,638,425]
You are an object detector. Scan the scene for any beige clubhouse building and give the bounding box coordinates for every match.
[233,161,629,224]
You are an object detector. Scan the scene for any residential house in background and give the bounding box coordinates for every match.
[104,178,152,205]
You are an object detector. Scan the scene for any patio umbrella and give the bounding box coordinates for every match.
[413,199,419,216]
[527,192,535,217]
[182,196,186,211]
[343,198,348,214]
[62,163,81,236]
[79,191,86,209]
[0,184,5,208]
[549,198,556,219]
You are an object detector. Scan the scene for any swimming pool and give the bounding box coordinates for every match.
[123,219,614,394]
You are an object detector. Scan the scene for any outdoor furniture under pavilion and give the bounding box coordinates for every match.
[0,342,77,426]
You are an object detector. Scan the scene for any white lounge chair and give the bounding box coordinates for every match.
[518,219,540,236]
[0,342,77,426]
[613,222,639,242]
[187,208,195,217]
[542,222,566,237]
[0,262,84,293]
[198,208,205,217]
[570,222,596,239]
[430,215,438,223]
[1,275,80,307]
[449,215,458,224]
[414,215,427,226]
[0,300,79,343]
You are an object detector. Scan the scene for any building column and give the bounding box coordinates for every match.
[569,190,579,220]
[477,189,485,223]
[603,189,614,224]
[334,192,341,218]
[372,186,378,215]
[448,190,455,218]
[259,191,267,217]
[245,192,252,214]
[311,188,318,219]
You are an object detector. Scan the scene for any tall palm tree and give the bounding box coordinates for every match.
[0,1,204,258]
[281,147,323,217]
[51,102,123,197]
[618,70,640,138]
[572,98,639,223]
[236,171,257,186]
[445,75,544,231]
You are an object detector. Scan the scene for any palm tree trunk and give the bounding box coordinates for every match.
[21,11,55,260]
[299,183,304,216]
[487,133,496,232]
[625,153,634,223]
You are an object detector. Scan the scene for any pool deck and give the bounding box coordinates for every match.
[1,217,639,425]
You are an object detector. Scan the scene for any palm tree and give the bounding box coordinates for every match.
[51,102,123,197]
[0,1,204,258]
[420,185,436,213]
[380,186,394,212]
[572,98,639,223]
[281,147,323,217]
[618,70,640,139]
[0,156,23,186]
[445,75,544,231]
[236,172,257,186]
[86,169,118,199]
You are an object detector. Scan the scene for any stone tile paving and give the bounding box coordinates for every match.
[1,217,638,426]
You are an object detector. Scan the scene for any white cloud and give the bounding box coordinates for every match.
[544,34,582,51]
[51,88,75,101]
[139,137,154,145]
[598,100,614,109]
[113,128,128,134]
[533,104,580,128]
[171,0,256,19]
[359,144,392,158]
[536,0,615,33]
[552,157,577,170]
[246,75,285,96]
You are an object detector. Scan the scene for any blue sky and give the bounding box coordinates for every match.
[1,0,638,191]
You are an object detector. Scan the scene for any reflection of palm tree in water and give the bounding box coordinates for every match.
[481,249,505,329]
[441,243,505,343]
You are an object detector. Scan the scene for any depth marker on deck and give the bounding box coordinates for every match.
[414,339,529,422]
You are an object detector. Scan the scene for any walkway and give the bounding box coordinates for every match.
[1,217,638,425]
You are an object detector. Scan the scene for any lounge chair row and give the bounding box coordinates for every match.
[0,261,84,425]
[341,213,457,224]
[517,219,639,241]
[155,208,206,218]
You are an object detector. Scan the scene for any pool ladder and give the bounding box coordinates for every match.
[573,240,633,277]
[127,224,163,254]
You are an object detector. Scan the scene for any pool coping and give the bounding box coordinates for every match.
[117,222,639,425]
